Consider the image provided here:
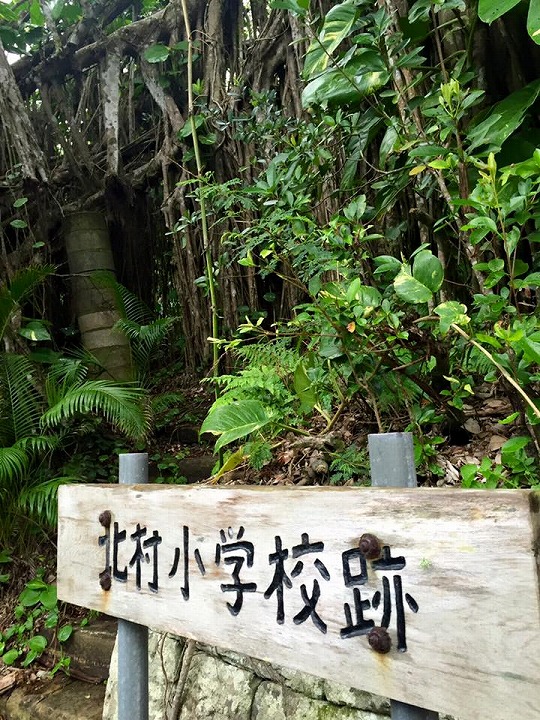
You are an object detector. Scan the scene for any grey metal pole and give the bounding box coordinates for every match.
[368,432,439,720]
[118,453,149,720]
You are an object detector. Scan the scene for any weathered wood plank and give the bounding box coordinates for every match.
[57,485,540,720]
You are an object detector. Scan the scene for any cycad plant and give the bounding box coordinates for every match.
[0,267,149,547]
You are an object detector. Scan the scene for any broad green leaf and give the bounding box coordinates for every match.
[270,0,308,14]
[467,81,540,153]
[379,125,398,166]
[40,585,57,610]
[293,362,317,414]
[210,448,247,482]
[303,0,357,78]
[522,272,540,286]
[394,267,433,304]
[412,250,443,292]
[516,337,540,364]
[347,280,381,309]
[302,53,389,107]
[478,0,520,23]
[10,219,27,229]
[529,0,540,43]
[51,0,66,20]
[501,436,530,455]
[19,588,41,607]
[374,255,401,277]
[2,649,20,665]
[318,337,344,359]
[19,320,51,342]
[27,635,47,653]
[30,0,44,26]
[143,44,170,63]
[58,624,73,643]
[13,197,28,208]
[434,301,470,334]
[200,400,273,452]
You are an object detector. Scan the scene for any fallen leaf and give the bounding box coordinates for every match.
[489,435,507,452]
[464,418,481,434]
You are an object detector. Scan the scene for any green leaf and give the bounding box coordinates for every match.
[10,220,28,229]
[27,635,47,653]
[51,0,66,20]
[434,301,470,334]
[412,250,443,292]
[19,588,41,607]
[143,44,170,63]
[478,0,520,23]
[13,197,28,208]
[394,267,433,304]
[270,0,308,14]
[499,411,520,425]
[200,400,273,452]
[57,624,73,643]
[302,53,389,107]
[501,436,530,455]
[30,0,44,26]
[19,320,51,342]
[303,0,357,78]
[210,448,247,482]
[293,362,317,414]
[528,0,540,41]
[374,255,401,277]
[39,585,57,610]
[522,272,540,287]
[467,81,540,153]
[516,337,540,364]
[2,649,20,665]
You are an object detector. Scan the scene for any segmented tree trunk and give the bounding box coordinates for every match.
[64,212,133,381]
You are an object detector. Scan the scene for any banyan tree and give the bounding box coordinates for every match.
[1,0,540,371]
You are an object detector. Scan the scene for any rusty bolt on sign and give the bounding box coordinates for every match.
[99,570,112,591]
[99,510,112,528]
[368,626,392,654]
[359,533,381,559]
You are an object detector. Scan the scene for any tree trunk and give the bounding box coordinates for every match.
[64,211,133,381]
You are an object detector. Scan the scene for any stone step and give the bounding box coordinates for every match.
[0,674,106,720]
[0,616,117,720]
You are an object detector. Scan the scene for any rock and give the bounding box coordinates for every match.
[323,681,390,714]
[1,675,105,720]
[103,630,184,720]
[252,681,387,719]
[178,652,257,719]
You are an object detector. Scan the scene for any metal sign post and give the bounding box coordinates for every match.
[118,453,149,720]
[368,432,439,720]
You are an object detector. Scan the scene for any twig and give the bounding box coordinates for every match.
[167,639,196,720]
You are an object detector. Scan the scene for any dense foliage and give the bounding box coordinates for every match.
[1,0,540,542]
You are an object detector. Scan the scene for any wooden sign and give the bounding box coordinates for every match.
[57,485,540,720]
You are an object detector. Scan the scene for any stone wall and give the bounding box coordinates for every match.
[103,631,394,720]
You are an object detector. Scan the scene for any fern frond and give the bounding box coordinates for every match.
[15,434,59,454]
[18,476,75,528]
[0,446,29,487]
[115,317,177,377]
[459,345,493,376]
[41,381,149,440]
[0,265,55,340]
[92,272,154,324]
[1,354,42,441]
